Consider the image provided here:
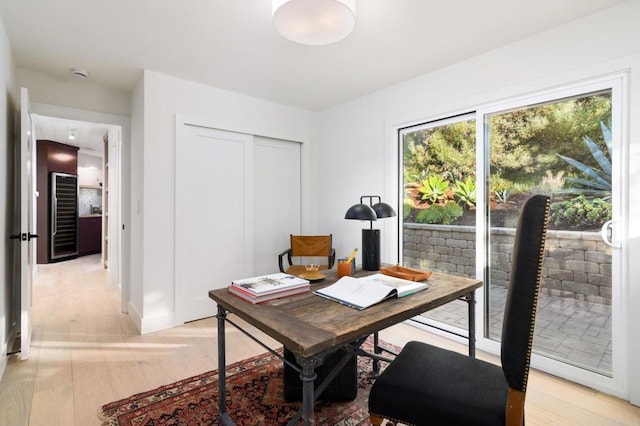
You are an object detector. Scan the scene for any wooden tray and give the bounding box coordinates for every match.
[380,265,432,282]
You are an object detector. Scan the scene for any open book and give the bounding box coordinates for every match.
[314,273,428,310]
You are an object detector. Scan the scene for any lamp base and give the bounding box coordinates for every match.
[362,229,380,271]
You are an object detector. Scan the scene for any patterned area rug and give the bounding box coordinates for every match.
[99,339,393,425]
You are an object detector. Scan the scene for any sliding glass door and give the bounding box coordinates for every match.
[483,89,615,376]
[399,75,626,393]
[400,114,476,334]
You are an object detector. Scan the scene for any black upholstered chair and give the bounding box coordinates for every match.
[368,195,550,426]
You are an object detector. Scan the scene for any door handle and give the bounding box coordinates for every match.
[9,232,38,241]
[600,220,619,248]
[53,197,57,235]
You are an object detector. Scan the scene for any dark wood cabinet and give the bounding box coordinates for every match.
[78,216,102,255]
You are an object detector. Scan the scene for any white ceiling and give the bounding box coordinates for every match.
[0,0,626,111]
[31,114,107,153]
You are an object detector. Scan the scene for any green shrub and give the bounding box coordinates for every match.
[549,195,611,229]
[403,198,414,219]
[415,202,463,225]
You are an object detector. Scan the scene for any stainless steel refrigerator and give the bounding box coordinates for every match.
[50,172,79,261]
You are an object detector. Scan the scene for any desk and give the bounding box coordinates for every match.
[209,269,482,425]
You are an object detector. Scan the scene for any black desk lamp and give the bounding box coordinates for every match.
[345,195,397,271]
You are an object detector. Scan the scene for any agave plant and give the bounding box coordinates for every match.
[557,122,611,200]
[418,174,450,204]
[453,177,476,208]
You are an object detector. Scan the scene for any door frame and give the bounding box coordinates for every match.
[29,102,129,312]
[17,87,34,360]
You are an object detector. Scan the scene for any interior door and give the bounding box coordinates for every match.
[19,87,35,359]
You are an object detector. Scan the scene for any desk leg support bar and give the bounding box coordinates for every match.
[217,306,234,426]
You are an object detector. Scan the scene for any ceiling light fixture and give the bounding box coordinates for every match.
[272,0,356,46]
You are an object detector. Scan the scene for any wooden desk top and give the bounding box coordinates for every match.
[209,269,481,358]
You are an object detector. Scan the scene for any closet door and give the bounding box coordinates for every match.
[175,123,302,323]
[253,136,301,275]
[175,124,253,323]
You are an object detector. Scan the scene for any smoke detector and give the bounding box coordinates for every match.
[70,67,89,79]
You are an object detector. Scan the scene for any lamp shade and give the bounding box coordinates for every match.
[345,203,377,221]
[272,0,356,46]
[372,202,396,219]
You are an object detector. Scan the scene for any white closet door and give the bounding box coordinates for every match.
[253,136,301,275]
[175,124,253,323]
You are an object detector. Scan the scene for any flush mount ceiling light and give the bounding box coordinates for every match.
[272,0,356,46]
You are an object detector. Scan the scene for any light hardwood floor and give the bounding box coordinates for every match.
[1,254,639,425]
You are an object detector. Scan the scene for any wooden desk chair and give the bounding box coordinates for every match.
[278,234,336,276]
[368,195,550,426]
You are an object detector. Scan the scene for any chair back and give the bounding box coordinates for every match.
[501,195,550,393]
[290,235,333,257]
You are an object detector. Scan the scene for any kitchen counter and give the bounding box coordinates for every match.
[79,214,102,218]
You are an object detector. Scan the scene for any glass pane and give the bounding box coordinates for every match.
[485,91,612,375]
[400,116,476,330]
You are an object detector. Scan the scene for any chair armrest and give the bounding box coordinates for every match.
[278,249,292,273]
[328,248,336,269]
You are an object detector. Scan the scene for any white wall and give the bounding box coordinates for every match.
[17,68,131,117]
[131,70,313,333]
[128,75,144,329]
[78,152,103,187]
[0,15,16,377]
[313,1,640,405]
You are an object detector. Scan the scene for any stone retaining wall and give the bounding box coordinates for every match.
[403,224,612,304]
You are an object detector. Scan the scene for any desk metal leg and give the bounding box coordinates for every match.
[285,356,319,426]
[372,331,381,373]
[300,359,317,425]
[216,305,234,425]
[466,290,476,357]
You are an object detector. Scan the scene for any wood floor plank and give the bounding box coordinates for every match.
[29,383,75,426]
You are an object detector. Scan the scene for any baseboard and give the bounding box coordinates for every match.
[140,312,177,334]
[125,301,141,333]
[128,302,177,335]
[0,354,6,380]
[0,340,7,379]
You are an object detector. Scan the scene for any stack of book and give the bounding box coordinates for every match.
[229,272,310,304]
